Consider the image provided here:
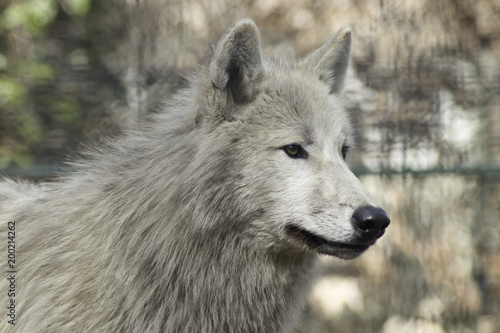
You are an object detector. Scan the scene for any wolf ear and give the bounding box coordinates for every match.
[209,19,265,114]
[301,26,352,94]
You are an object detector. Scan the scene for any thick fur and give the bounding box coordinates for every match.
[0,20,383,332]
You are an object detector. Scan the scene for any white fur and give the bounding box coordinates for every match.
[0,19,384,332]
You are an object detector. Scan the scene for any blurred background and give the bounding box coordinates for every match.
[1,0,499,332]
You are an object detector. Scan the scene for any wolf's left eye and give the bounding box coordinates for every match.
[341,145,350,160]
[282,144,308,159]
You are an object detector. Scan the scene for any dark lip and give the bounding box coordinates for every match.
[285,224,372,259]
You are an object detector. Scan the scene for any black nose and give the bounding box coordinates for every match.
[352,206,390,241]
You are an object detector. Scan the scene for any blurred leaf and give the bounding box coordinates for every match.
[17,60,54,80]
[53,98,81,126]
[69,48,89,69]
[1,3,26,29]
[1,0,57,34]
[0,78,26,106]
[17,111,43,147]
[63,0,91,17]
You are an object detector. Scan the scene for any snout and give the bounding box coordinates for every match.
[351,206,390,242]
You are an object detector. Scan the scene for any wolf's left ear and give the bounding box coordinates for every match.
[209,19,265,114]
[301,26,352,94]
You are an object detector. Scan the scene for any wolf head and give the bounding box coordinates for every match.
[190,19,389,260]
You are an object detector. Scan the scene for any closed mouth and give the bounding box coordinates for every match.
[285,224,371,259]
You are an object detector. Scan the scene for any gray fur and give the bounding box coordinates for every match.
[302,25,352,93]
[0,19,384,332]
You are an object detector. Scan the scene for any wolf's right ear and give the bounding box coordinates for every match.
[301,26,352,94]
[208,19,265,118]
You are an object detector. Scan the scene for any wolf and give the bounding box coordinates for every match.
[0,19,389,332]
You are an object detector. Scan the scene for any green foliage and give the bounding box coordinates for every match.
[18,60,54,80]
[0,0,93,168]
[0,78,26,106]
[1,0,58,35]
[64,0,92,17]
[53,98,81,126]
[0,0,91,34]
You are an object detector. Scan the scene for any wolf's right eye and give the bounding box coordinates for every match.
[282,144,308,159]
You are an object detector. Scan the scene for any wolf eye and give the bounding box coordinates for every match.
[282,144,308,159]
[341,145,350,160]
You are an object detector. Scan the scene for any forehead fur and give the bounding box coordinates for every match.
[240,62,354,146]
